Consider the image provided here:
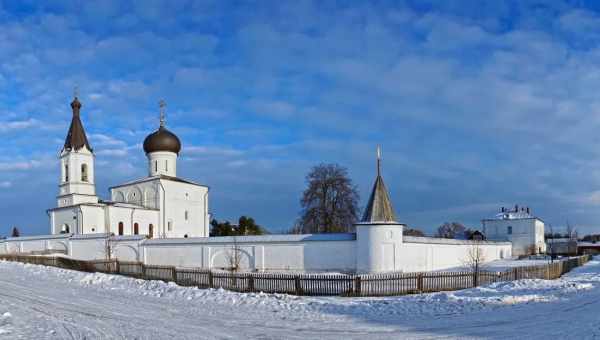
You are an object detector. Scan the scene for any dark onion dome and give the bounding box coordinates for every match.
[64,97,93,152]
[143,126,181,154]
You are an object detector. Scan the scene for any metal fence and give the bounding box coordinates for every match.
[0,254,591,297]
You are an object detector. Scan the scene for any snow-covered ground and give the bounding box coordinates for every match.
[1,258,600,339]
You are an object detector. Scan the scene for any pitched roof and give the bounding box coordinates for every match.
[63,97,92,152]
[361,174,397,223]
[361,148,397,223]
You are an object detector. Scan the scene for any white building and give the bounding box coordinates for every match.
[482,205,545,256]
[48,96,210,239]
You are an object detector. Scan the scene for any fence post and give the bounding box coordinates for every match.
[513,268,518,281]
[417,273,423,292]
[248,274,255,292]
[354,276,361,296]
[473,272,478,287]
[294,275,302,296]
[208,270,214,288]
[171,267,177,282]
[141,264,147,279]
[115,260,120,274]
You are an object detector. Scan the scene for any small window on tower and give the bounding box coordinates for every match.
[65,164,69,182]
[168,221,173,231]
[166,160,168,172]
[185,211,189,221]
[507,226,513,235]
[81,164,88,182]
[155,160,158,172]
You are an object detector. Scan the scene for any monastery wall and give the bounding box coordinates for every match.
[0,233,512,273]
[142,234,357,273]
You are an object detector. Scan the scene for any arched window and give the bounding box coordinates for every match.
[61,224,70,234]
[168,221,173,231]
[65,164,69,182]
[81,164,88,182]
[134,223,139,235]
[148,224,154,238]
[165,160,168,172]
[155,160,158,172]
[118,222,124,236]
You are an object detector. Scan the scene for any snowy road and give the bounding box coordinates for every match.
[1,259,600,339]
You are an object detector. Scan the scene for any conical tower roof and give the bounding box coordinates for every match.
[63,96,92,152]
[361,147,397,223]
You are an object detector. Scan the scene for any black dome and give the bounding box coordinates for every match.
[143,126,181,154]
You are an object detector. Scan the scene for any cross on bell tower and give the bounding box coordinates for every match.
[159,100,166,128]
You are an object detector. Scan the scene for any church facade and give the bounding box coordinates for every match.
[47,96,210,239]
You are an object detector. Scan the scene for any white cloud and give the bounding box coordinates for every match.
[0,160,42,171]
[185,146,244,157]
[0,119,39,132]
[89,133,127,147]
[0,181,12,188]
[96,149,128,157]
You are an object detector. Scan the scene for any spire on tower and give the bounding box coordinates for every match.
[159,99,166,128]
[361,145,396,223]
[64,91,91,152]
[377,145,381,177]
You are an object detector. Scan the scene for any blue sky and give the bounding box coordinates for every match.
[3,0,600,236]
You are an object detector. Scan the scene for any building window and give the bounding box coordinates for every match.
[185,211,189,221]
[118,222,124,236]
[165,160,168,172]
[65,164,69,182]
[507,226,513,235]
[149,224,154,238]
[168,221,173,231]
[81,164,88,182]
[155,160,158,172]
[61,224,70,234]
[134,223,139,235]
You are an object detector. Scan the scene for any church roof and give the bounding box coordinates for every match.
[109,175,208,189]
[63,97,92,152]
[360,148,397,223]
[143,100,181,154]
[143,126,181,154]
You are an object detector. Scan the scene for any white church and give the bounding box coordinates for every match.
[48,96,210,239]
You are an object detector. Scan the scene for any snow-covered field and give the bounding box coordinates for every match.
[1,259,600,339]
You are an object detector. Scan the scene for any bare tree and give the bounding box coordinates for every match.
[225,237,241,272]
[436,222,466,239]
[298,163,360,233]
[463,242,486,286]
[403,228,426,237]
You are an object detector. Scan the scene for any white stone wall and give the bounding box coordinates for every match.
[147,151,177,177]
[110,177,208,238]
[142,235,356,272]
[106,205,159,237]
[399,237,512,272]
[356,223,404,273]
[69,234,109,260]
[1,233,512,274]
[160,179,209,238]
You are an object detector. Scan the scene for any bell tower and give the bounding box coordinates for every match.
[56,92,98,207]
